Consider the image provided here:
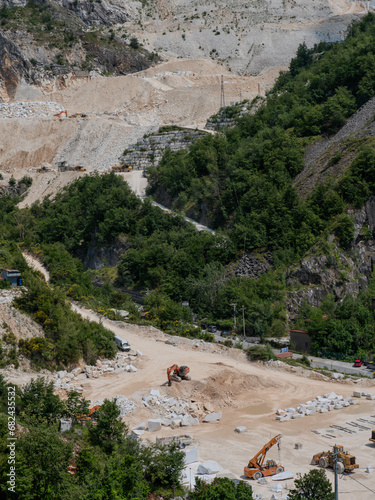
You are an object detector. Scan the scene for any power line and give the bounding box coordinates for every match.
[346,472,375,494]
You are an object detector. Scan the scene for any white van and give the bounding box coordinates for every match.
[114,335,131,352]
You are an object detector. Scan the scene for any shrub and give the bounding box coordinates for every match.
[245,345,276,361]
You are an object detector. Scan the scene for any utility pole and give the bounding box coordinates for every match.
[231,303,237,332]
[334,445,339,500]
[242,305,246,341]
[220,75,225,109]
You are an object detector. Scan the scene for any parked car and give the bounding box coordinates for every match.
[220,331,233,337]
[207,325,217,333]
[354,360,362,367]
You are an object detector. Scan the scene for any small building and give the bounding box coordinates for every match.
[290,330,312,354]
[1,269,22,287]
[276,351,293,359]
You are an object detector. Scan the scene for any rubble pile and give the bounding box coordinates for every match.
[0,101,63,118]
[91,395,136,416]
[53,351,142,392]
[132,389,222,434]
[276,392,355,421]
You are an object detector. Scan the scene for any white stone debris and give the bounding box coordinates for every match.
[53,351,143,392]
[203,412,222,422]
[0,101,63,119]
[234,426,247,433]
[276,393,355,420]
[90,395,136,416]
[148,419,162,432]
[135,390,206,431]
[197,461,223,474]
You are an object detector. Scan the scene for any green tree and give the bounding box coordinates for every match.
[89,399,127,453]
[64,390,90,421]
[130,36,139,49]
[335,214,354,248]
[0,427,73,499]
[288,469,334,500]
[141,442,185,491]
[190,477,253,499]
[19,377,64,424]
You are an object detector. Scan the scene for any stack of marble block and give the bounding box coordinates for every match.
[275,392,354,421]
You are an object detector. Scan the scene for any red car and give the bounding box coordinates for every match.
[354,360,362,367]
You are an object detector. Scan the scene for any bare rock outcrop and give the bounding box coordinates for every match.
[286,196,375,320]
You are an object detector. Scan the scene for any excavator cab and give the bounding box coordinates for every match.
[167,364,191,386]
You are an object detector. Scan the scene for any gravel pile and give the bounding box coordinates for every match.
[0,101,63,119]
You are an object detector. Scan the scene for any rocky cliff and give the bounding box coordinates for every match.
[285,196,375,320]
[0,0,157,101]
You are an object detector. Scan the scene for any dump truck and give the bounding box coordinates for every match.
[311,445,358,474]
[244,434,284,479]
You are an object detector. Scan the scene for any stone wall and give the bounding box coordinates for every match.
[119,127,208,170]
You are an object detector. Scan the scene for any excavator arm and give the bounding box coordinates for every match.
[167,364,179,386]
[248,434,281,469]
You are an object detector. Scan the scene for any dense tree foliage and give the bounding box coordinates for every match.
[190,477,253,499]
[295,289,375,361]
[147,14,375,260]
[287,469,334,500]
[0,377,186,499]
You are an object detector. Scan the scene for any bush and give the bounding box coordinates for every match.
[335,214,355,248]
[245,345,276,362]
[130,37,139,49]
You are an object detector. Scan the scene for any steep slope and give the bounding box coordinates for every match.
[0,0,157,102]
[122,0,365,73]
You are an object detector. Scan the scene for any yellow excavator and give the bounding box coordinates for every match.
[244,434,284,479]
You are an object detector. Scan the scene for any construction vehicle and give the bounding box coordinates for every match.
[311,445,358,474]
[114,335,131,352]
[37,165,50,173]
[76,405,101,422]
[69,113,86,118]
[54,110,68,118]
[244,434,284,479]
[111,163,133,172]
[369,430,375,443]
[167,364,190,386]
[74,166,86,172]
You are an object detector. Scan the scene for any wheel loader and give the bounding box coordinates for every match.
[311,445,358,474]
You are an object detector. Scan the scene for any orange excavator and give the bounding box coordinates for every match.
[244,434,284,479]
[54,110,68,118]
[167,365,191,386]
[76,405,101,422]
